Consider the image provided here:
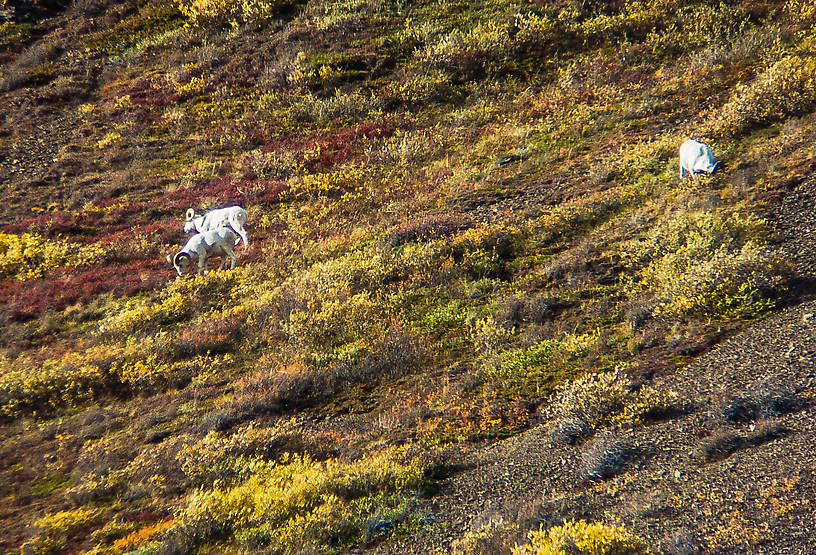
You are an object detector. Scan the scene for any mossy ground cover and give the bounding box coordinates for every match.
[0,0,815,552]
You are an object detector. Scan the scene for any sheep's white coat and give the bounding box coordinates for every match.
[184,206,249,250]
[679,139,719,178]
[168,228,238,276]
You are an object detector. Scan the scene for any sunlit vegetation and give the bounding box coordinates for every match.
[1,0,815,551]
[512,519,651,555]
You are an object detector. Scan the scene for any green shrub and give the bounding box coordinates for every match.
[85,3,185,53]
[485,332,605,398]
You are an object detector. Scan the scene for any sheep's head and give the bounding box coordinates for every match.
[168,252,192,276]
[183,209,198,233]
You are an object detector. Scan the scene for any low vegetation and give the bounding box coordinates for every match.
[1,0,815,552]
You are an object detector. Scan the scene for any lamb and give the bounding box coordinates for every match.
[184,206,249,250]
[679,138,719,179]
[167,228,238,276]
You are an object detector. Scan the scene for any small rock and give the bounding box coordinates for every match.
[803,313,813,323]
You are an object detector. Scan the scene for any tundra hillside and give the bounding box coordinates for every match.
[1,0,815,553]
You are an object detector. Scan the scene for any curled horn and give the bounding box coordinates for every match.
[173,252,190,267]
[185,208,196,222]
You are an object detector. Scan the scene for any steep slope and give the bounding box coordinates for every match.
[1,0,815,553]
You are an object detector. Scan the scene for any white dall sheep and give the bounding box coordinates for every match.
[167,228,238,276]
[184,206,249,250]
[679,138,719,179]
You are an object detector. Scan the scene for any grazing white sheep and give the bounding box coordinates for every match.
[167,228,238,276]
[184,206,249,250]
[679,138,719,179]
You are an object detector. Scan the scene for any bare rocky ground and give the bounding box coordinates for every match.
[382,177,816,554]
[0,107,84,223]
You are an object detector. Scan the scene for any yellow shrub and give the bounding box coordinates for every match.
[289,166,366,199]
[0,233,105,281]
[305,0,369,33]
[96,131,122,149]
[177,0,290,29]
[0,352,113,418]
[415,20,510,70]
[785,0,816,27]
[628,211,785,317]
[710,39,816,136]
[21,508,102,554]
[513,519,651,555]
[170,447,425,551]
[104,269,244,336]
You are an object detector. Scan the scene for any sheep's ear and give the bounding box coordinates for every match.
[185,208,196,221]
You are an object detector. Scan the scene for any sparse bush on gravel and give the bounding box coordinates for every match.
[700,420,788,462]
[700,428,744,462]
[549,417,591,447]
[658,528,701,555]
[580,432,632,481]
[452,515,513,555]
[544,370,678,445]
[711,377,801,424]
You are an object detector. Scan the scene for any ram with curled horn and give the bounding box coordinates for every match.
[183,205,249,250]
[167,228,238,276]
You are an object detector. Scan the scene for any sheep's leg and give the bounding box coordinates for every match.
[240,230,249,250]
[223,244,237,270]
[198,251,208,275]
